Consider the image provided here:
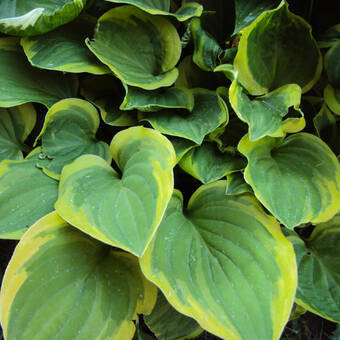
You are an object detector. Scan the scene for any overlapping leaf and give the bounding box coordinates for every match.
[229,80,305,141]
[0,38,77,108]
[144,291,203,340]
[0,104,36,162]
[0,148,58,239]
[238,133,340,228]
[288,215,340,322]
[234,1,322,95]
[179,142,246,184]
[141,89,228,144]
[225,172,253,196]
[121,84,194,112]
[86,6,181,90]
[105,0,203,21]
[80,75,137,126]
[0,0,86,36]
[140,182,297,340]
[20,16,109,74]
[55,126,176,256]
[0,212,157,340]
[35,98,111,179]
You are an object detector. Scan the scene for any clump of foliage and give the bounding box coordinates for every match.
[0,0,339,339]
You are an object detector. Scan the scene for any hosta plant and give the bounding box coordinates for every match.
[0,0,339,339]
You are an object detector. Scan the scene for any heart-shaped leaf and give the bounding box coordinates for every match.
[20,16,109,74]
[0,104,36,162]
[179,142,246,184]
[229,80,305,141]
[105,0,203,21]
[0,212,157,340]
[35,98,111,180]
[288,215,340,322]
[80,75,137,126]
[141,89,228,144]
[86,6,181,90]
[0,0,87,36]
[55,126,176,256]
[238,133,340,228]
[0,148,58,239]
[140,182,297,340]
[144,290,203,340]
[234,1,322,95]
[0,38,77,108]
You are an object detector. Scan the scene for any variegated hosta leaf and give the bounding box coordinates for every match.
[20,16,109,74]
[144,290,203,340]
[229,80,305,141]
[80,75,137,126]
[105,0,203,21]
[317,23,340,49]
[234,1,322,95]
[121,84,194,112]
[179,142,246,184]
[35,98,111,180]
[168,136,197,163]
[141,89,228,144]
[189,18,222,71]
[0,148,58,239]
[0,0,86,36]
[55,126,176,257]
[288,215,340,322]
[140,182,297,340]
[0,38,77,108]
[225,172,253,196]
[86,6,181,90]
[0,212,157,340]
[0,104,36,162]
[233,0,280,35]
[238,133,340,228]
[324,84,340,115]
[324,41,340,88]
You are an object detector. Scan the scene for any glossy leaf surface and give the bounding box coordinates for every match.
[239,133,340,228]
[141,89,227,144]
[0,0,86,36]
[179,142,246,184]
[141,182,297,340]
[0,38,77,108]
[234,1,322,95]
[0,148,58,239]
[36,98,111,179]
[21,17,109,74]
[56,127,176,256]
[0,212,157,340]
[86,6,181,90]
[288,216,340,322]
